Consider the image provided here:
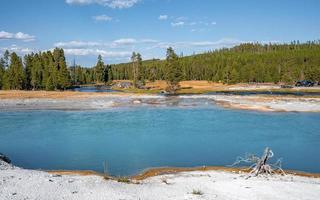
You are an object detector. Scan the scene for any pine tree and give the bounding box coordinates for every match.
[131,52,143,87]
[41,51,56,90]
[222,66,231,84]
[94,55,105,83]
[165,47,182,93]
[57,49,70,89]
[30,53,43,90]
[3,50,10,69]
[46,75,55,91]
[24,54,33,90]
[229,67,239,84]
[0,58,5,89]
[7,53,25,90]
[52,48,70,90]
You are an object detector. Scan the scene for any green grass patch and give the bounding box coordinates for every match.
[192,189,204,195]
[117,177,131,183]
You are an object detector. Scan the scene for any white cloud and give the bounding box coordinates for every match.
[175,16,187,21]
[93,14,113,21]
[140,39,158,43]
[54,41,102,48]
[158,15,168,20]
[54,38,159,49]
[113,38,137,45]
[150,38,246,49]
[0,31,35,42]
[63,48,131,58]
[0,45,35,55]
[171,21,185,27]
[66,0,139,9]
[167,17,217,30]
[54,38,159,60]
[111,38,158,46]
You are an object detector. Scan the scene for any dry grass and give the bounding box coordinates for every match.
[145,80,227,90]
[117,177,131,183]
[48,170,101,176]
[0,90,149,99]
[1,81,320,98]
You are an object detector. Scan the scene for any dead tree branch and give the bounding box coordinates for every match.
[230,147,286,177]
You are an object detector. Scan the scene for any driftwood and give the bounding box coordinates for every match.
[230,147,286,177]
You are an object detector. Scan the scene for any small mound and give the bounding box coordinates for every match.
[0,160,14,170]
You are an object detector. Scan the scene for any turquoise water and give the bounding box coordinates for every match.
[0,107,319,176]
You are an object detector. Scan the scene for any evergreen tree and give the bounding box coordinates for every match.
[42,51,57,90]
[165,47,182,93]
[1,50,10,89]
[94,55,105,83]
[57,49,70,89]
[131,52,143,87]
[53,48,70,89]
[7,53,25,90]
[31,53,43,90]
[229,67,240,84]
[0,58,5,89]
[24,54,33,90]
[3,50,10,69]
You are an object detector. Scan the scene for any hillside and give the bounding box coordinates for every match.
[111,41,320,84]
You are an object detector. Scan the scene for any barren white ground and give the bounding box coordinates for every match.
[1,161,320,200]
[1,94,320,112]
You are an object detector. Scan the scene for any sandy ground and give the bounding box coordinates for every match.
[1,161,320,200]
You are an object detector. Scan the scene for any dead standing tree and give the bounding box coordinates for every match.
[230,147,286,178]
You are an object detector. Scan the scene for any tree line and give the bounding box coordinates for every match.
[0,41,320,91]
[0,48,70,90]
[110,41,320,85]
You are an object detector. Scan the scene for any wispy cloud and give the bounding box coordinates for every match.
[66,0,139,9]
[149,38,246,49]
[0,31,35,42]
[92,14,113,22]
[158,15,168,20]
[56,38,247,57]
[54,38,158,49]
[113,38,137,45]
[166,16,217,32]
[53,38,158,60]
[171,21,185,27]
[0,45,35,54]
[63,48,131,58]
[54,41,102,48]
[175,16,188,21]
[113,38,158,46]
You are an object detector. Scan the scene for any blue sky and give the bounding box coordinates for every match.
[0,0,319,67]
